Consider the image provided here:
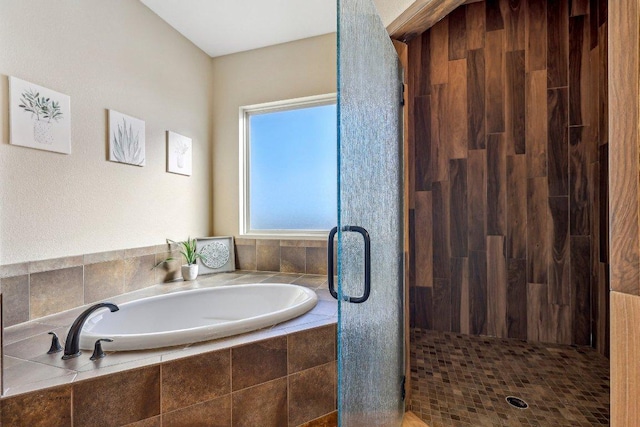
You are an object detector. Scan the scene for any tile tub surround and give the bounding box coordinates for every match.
[0,243,184,327]
[0,238,333,328]
[235,238,335,275]
[1,272,337,426]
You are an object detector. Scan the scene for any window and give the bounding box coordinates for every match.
[239,94,337,237]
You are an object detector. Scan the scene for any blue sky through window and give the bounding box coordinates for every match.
[249,103,337,230]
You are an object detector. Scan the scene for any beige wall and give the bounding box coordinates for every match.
[211,34,337,237]
[374,0,416,26]
[0,1,213,264]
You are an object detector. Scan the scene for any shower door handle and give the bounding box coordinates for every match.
[327,225,371,304]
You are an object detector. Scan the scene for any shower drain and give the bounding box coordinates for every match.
[506,396,529,409]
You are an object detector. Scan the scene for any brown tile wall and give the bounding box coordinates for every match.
[0,325,337,427]
[0,238,331,328]
[407,0,610,355]
[0,244,185,327]
[235,238,332,276]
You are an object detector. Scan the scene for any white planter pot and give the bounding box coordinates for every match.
[182,264,198,281]
[33,120,54,145]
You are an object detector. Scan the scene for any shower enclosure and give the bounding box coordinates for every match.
[334,0,405,425]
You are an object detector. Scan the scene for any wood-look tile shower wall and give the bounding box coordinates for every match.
[407,0,609,354]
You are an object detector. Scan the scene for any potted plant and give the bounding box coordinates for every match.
[158,237,204,281]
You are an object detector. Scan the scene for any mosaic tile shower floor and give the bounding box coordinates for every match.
[409,329,609,426]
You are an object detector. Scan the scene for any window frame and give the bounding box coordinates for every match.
[238,93,337,238]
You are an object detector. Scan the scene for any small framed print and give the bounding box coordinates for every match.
[9,76,71,154]
[109,109,145,166]
[196,236,235,274]
[167,131,192,176]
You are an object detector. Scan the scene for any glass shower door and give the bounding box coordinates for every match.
[334,0,404,424]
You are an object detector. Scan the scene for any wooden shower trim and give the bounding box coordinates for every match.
[387,0,477,42]
[609,0,640,423]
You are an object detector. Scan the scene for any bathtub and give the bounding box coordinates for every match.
[79,283,318,351]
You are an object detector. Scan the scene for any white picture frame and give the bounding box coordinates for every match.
[196,236,236,274]
[108,109,145,166]
[167,131,192,176]
[9,76,71,154]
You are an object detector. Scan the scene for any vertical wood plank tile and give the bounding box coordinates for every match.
[598,22,608,144]
[450,159,468,258]
[447,59,469,159]
[570,0,589,16]
[468,150,486,251]
[405,0,609,350]
[569,15,589,126]
[547,0,569,88]
[526,70,548,178]
[448,6,467,60]
[571,235,591,345]
[450,263,461,332]
[589,0,599,50]
[433,278,452,332]
[413,32,431,97]
[526,0,547,72]
[433,181,451,279]
[451,257,469,333]
[526,282,547,342]
[451,258,471,334]
[487,134,506,236]
[501,0,525,52]
[468,49,486,150]
[420,31,432,96]
[587,43,600,161]
[486,0,504,32]
[408,36,421,99]
[505,50,526,154]
[598,144,609,264]
[415,96,432,191]
[415,191,433,288]
[599,263,610,356]
[469,250,487,335]
[598,0,607,27]
[548,87,569,197]
[506,155,527,259]
[549,196,570,305]
[589,160,600,278]
[430,17,449,85]
[569,126,590,236]
[466,1,486,50]
[591,264,603,349]
[431,84,449,182]
[507,258,527,339]
[487,236,507,337]
[527,176,549,283]
[413,287,433,329]
[611,291,640,425]
[549,303,572,344]
[486,30,505,133]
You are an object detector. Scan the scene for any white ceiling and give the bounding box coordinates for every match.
[140,0,337,58]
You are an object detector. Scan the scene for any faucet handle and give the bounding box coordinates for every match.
[47,332,63,354]
[90,338,113,361]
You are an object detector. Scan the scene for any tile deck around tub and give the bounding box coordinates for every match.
[2,271,336,397]
[409,329,610,427]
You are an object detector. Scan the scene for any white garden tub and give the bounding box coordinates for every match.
[79,283,318,351]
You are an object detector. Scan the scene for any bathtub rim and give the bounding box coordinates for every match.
[79,282,319,351]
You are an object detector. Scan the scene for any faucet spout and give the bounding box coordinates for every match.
[62,302,119,360]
